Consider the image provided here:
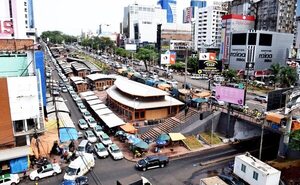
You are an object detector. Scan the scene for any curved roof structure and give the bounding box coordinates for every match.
[114,78,168,97]
[86,73,116,81]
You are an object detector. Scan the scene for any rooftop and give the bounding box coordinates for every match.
[86,73,116,81]
[236,153,280,175]
[114,78,168,98]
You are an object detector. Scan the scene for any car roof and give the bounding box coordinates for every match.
[101,133,109,138]
[79,119,86,123]
[110,144,119,150]
[0,174,11,180]
[86,130,94,135]
[95,143,105,149]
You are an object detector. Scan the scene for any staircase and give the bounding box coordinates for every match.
[140,108,199,140]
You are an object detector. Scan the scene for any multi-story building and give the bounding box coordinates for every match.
[295,16,300,48]
[123,3,167,44]
[228,0,297,34]
[0,0,45,175]
[157,0,177,23]
[193,4,227,51]
[183,0,207,23]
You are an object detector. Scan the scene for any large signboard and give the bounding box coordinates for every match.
[0,0,14,38]
[267,88,291,111]
[215,86,245,105]
[125,44,137,51]
[161,51,176,65]
[198,53,222,73]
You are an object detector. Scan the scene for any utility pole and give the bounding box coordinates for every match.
[227,103,231,138]
[259,109,265,160]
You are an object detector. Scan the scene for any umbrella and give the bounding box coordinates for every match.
[134,140,149,150]
[157,133,170,142]
[132,138,142,145]
[156,140,167,146]
[127,134,140,144]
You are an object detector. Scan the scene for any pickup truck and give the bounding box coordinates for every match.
[136,155,169,171]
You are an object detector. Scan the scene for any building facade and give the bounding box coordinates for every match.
[122,3,167,44]
[193,5,227,51]
[157,0,177,23]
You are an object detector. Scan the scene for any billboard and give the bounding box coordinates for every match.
[198,53,222,73]
[125,44,137,51]
[161,51,176,65]
[267,88,291,111]
[215,86,245,105]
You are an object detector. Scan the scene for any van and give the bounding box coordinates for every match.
[64,153,95,180]
[76,140,89,156]
[214,75,224,82]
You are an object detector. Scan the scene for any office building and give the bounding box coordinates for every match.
[228,0,297,34]
[123,3,167,44]
[193,4,227,51]
[183,0,207,23]
[158,0,177,23]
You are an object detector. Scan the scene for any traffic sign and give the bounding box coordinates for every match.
[198,70,202,74]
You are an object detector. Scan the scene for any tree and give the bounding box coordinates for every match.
[279,66,297,88]
[187,57,198,73]
[136,48,157,71]
[115,48,130,58]
[41,31,76,44]
[222,69,237,82]
[269,63,282,88]
[289,130,300,151]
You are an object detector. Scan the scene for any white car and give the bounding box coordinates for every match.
[93,125,104,137]
[94,143,109,158]
[78,119,88,130]
[29,163,61,181]
[0,174,20,185]
[87,117,97,128]
[99,133,112,146]
[84,130,97,143]
[83,111,92,121]
[108,143,123,160]
[78,105,87,113]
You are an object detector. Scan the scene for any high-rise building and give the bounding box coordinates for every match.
[158,0,177,23]
[123,3,167,44]
[193,4,227,51]
[183,0,207,23]
[228,0,297,34]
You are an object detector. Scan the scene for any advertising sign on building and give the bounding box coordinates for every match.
[198,53,221,73]
[125,44,137,51]
[0,0,14,38]
[161,51,176,65]
[215,86,245,105]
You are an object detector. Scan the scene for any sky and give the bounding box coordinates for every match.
[34,0,189,36]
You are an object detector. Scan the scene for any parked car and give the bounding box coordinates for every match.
[84,130,97,143]
[61,86,68,93]
[136,155,169,171]
[82,111,92,121]
[99,133,112,146]
[78,119,88,130]
[208,96,225,106]
[218,174,245,185]
[254,95,268,103]
[108,143,123,160]
[29,163,62,181]
[0,174,20,185]
[87,117,97,128]
[77,131,83,139]
[94,143,109,158]
[78,105,87,113]
[93,125,104,137]
[61,176,89,185]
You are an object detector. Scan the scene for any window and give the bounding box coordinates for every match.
[140,112,145,118]
[253,171,259,180]
[259,34,272,46]
[232,33,247,45]
[248,33,257,45]
[241,164,246,172]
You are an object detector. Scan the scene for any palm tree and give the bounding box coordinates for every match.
[269,63,282,88]
[279,66,297,88]
[222,69,237,82]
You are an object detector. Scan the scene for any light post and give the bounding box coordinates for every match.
[259,108,266,160]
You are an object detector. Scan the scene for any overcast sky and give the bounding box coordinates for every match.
[34,0,189,36]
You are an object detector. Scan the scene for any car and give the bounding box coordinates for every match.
[78,105,87,113]
[99,133,112,146]
[52,89,60,96]
[74,96,81,102]
[87,117,97,128]
[76,102,84,108]
[108,143,123,160]
[136,155,169,171]
[29,163,62,181]
[93,125,104,137]
[231,104,249,112]
[77,131,83,139]
[94,143,109,158]
[61,176,89,185]
[218,174,245,185]
[78,119,88,130]
[0,174,20,185]
[84,130,97,143]
[254,95,268,103]
[208,96,225,106]
[82,111,92,121]
[61,86,68,93]
[59,82,65,87]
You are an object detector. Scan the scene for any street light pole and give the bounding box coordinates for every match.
[259,119,265,160]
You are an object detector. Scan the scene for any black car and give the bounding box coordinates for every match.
[136,155,169,171]
[76,176,89,185]
[218,174,245,185]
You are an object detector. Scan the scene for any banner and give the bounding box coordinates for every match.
[161,51,176,65]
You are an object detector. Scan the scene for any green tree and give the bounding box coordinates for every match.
[222,69,237,82]
[136,48,157,71]
[279,66,297,88]
[115,47,130,58]
[170,62,185,71]
[289,130,300,151]
[187,57,198,73]
[41,31,76,44]
[269,63,282,88]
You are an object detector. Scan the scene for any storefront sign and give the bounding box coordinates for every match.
[0,19,13,36]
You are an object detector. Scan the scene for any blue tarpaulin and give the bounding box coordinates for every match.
[59,128,78,143]
[10,156,28,174]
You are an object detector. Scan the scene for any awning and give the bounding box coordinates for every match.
[192,98,208,103]
[90,104,107,111]
[169,133,186,141]
[193,91,211,98]
[59,128,78,143]
[95,108,112,116]
[266,112,285,124]
[0,146,31,161]
[120,123,137,134]
[87,99,103,106]
[100,113,125,128]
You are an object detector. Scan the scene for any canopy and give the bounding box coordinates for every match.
[0,146,30,161]
[134,140,149,149]
[192,98,208,104]
[193,91,211,98]
[157,133,170,142]
[120,123,137,134]
[169,133,186,141]
[100,113,125,128]
[266,112,285,124]
[59,128,78,143]
[127,134,141,144]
